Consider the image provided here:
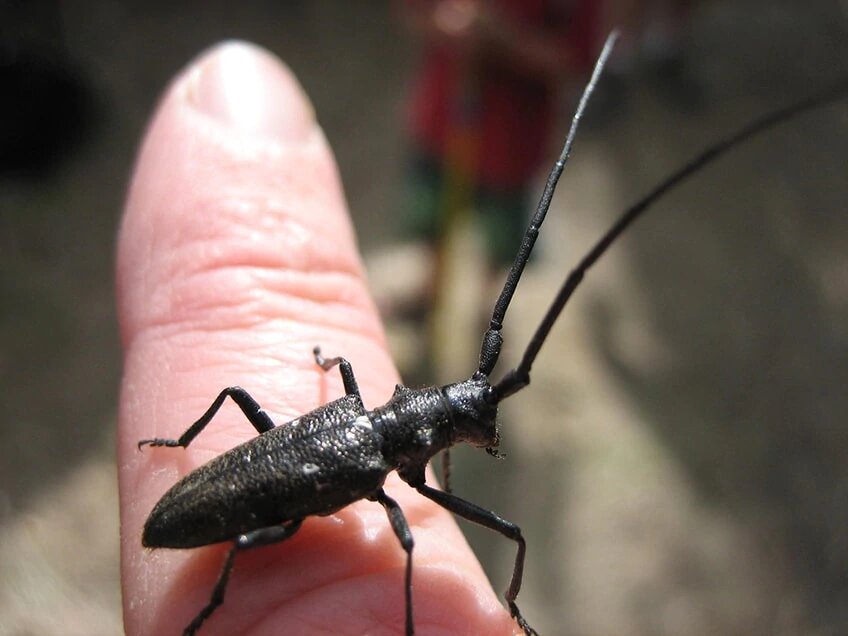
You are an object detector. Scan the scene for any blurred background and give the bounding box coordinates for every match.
[0,1,846,634]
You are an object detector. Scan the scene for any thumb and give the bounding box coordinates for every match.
[117,42,513,635]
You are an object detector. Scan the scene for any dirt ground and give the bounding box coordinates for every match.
[1,2,846,635]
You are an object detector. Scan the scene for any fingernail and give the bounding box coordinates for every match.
[187,41,315,142]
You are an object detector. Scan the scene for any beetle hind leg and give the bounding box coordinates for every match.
[183,520,304,636]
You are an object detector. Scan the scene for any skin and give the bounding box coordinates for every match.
[117,42,519,635]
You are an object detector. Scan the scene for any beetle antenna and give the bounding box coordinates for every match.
[477,30,620,377]
[495,76,848,399]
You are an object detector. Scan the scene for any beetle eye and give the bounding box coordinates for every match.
[484,386,498,404]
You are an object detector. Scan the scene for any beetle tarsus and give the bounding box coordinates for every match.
[137,438,181,450]
[509,601,540,636]
[313,346,362,398]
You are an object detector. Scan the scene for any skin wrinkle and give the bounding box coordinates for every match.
[131,318,392,399]
[249,565,413,632]
[119,120,348,352]
[121,178,371,355]
[246,568,468,636]
[131,331,392,412]
[133,267,378,343]
[128,213,364,327]
[162,193,358,276]
[169,139,342,246]
[173,267,376,328]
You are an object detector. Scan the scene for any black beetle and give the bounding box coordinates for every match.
[138,32,848,635]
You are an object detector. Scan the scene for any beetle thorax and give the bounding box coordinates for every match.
[369,386,452,476]
[369,378,499,482]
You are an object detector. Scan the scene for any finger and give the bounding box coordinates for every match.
[117,42,515,635]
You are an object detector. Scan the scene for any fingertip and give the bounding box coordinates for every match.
[185,40,315,142]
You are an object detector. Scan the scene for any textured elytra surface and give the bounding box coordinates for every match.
[143,394,390,548]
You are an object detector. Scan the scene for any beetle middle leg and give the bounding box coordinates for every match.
[313,345,361,398]
[184,520,304,636]
[415,483,537,636]
[138,386,275,450]
[371,488,415,636]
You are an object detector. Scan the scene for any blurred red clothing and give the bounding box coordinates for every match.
[405,0,600,189]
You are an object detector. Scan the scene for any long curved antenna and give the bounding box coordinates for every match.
[477,30,620,376]
[495,76,848,399]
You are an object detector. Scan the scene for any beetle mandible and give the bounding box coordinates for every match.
[137,31,848,636]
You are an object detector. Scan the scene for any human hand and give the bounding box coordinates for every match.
[116,42,518,635]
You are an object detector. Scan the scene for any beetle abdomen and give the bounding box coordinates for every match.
[143,412,389,548]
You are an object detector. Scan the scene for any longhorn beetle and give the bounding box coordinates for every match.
[138,32,848,636]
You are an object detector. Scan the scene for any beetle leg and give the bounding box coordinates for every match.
[373,489,415,636]
[414,483,538,636]
[440,449,452,494]
[312,346,361,398]
[138,387,275,450]
[184,520,304,636]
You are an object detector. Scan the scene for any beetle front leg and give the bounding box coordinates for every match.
[415,483,538,636]
[313,346,361,398]
[372,489,415,636]
[184,520,303,636]
[138,387,275,450]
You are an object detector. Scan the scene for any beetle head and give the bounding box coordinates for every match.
[443,375,500,449]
